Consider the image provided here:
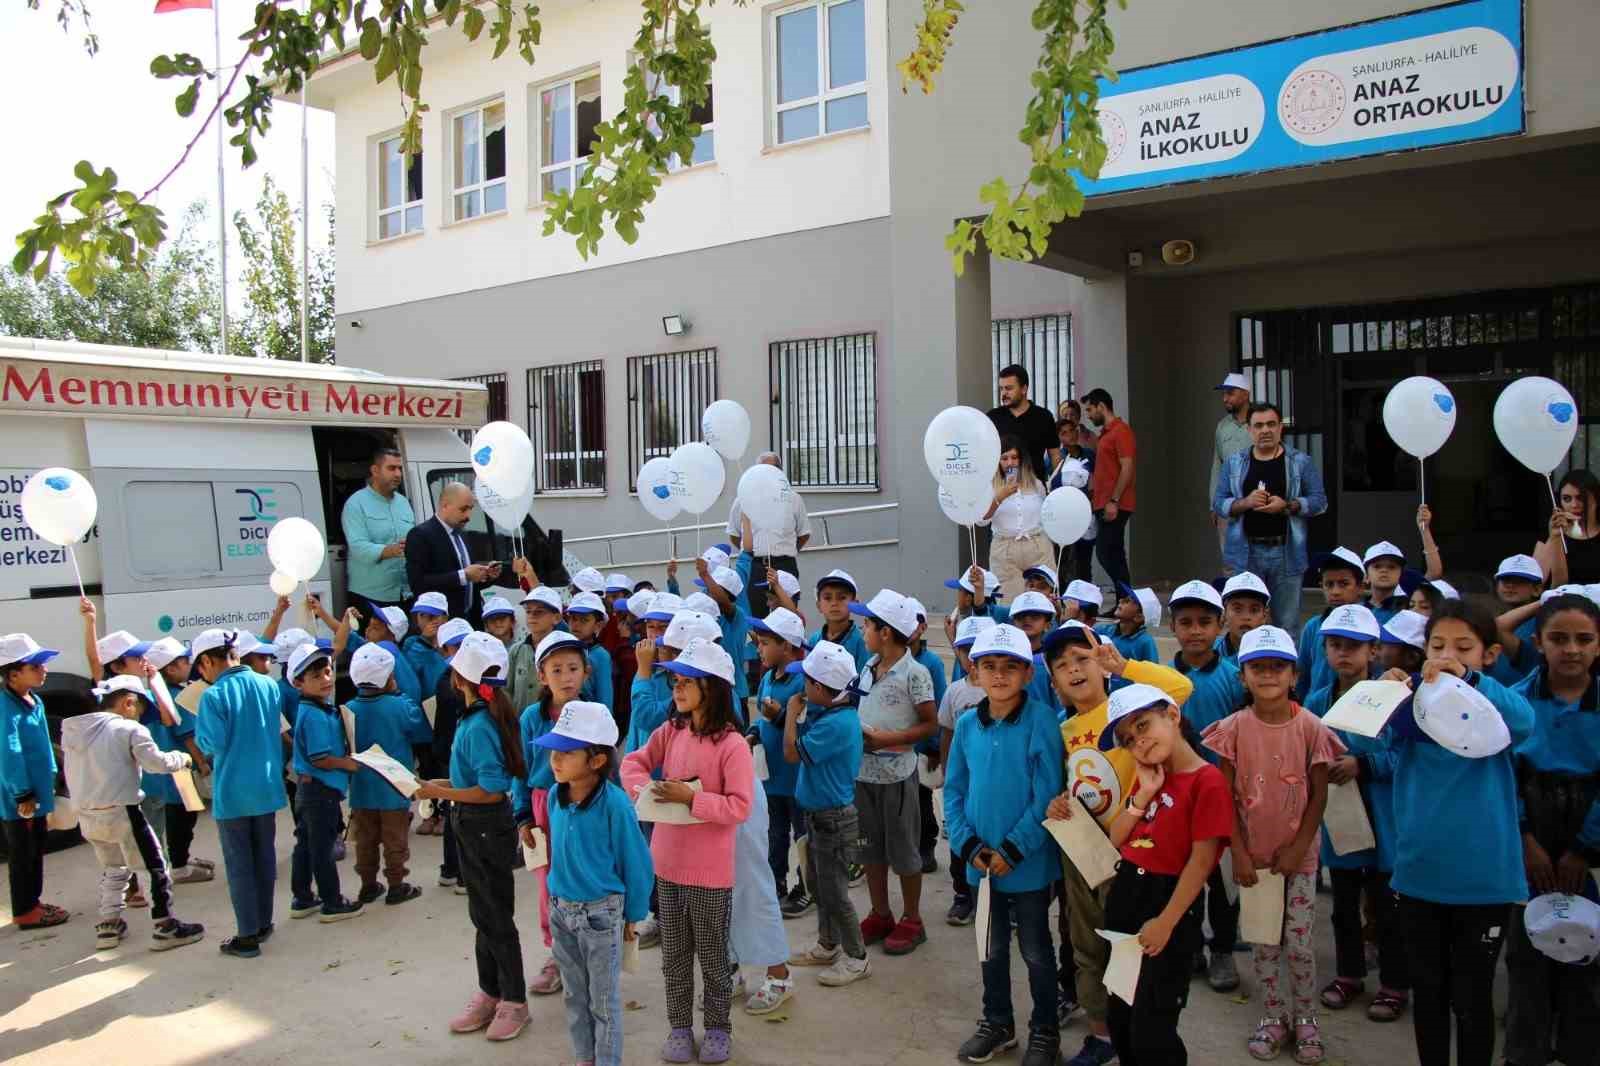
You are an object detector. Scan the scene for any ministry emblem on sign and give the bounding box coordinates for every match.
[1279,69,1345,135]
[1098,109,1127,166]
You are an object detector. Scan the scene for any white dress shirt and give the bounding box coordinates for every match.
[978,484,1045,540]
[726,491,812,557]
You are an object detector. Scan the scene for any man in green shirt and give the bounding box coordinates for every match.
[340,446,415,611]
[1210,373,1253,574]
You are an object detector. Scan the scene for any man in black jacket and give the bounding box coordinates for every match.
[403,482,499,627]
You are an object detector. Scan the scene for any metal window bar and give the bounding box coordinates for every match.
[451,372,507,444]
[527,361,605,492]
[768,332,878,489]
[991,315,1073,417]
[626,348,718,492]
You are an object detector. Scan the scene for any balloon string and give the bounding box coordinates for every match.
[67,545,86,601]
[1549,476,1569,551]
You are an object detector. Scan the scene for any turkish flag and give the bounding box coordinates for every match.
[154,0,212,12]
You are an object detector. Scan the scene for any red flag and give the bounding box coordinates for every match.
[154,0,212,12]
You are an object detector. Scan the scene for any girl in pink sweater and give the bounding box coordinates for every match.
[620,637,754,1065]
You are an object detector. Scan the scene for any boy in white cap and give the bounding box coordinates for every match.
[509,585,565,717]
[1060,580,1103,628]
[809,570,870,670]
[1487,555,1550,687]
[481,596,518,646]
[1362,542,1411,623]
[1,633,66,929]
[749,607,810,917]
[1296,547,1369,702]
[144,637,216,884]
[287,643,365,923]
[695,516,758,709]
[347,642,432,907]
[313,599,426,705]
[1096,584,1162,665]
[1009,591,1063,716]
[565,591,615,711]
[405,591,453,696]
[1217,572,1272,666]
[938,616,994,926]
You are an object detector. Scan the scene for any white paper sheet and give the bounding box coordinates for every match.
[172,768,206,813]
[975,872,993,964]
[1219,848,1239,905]
[752,744,770,783]
[176,680,209,715]
[1097,929,1144,1005]
[340,705,358,755]
[1044,812,1121,889]
[1239,870,1286,946]
[622,932,640,974]
[917,752,945,789]
[634,779,705,824]
[422,696,438,728]
[1324,780,1376,855]
[351,744,421,799]
[1323,680,1412,738]
[279,712,292,735]
[148,673,181,727]
[523,826,548,871]
[791,833,809,880]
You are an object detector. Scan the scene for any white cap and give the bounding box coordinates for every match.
[273,627,315,663]
[1010,591,1058,619]
[1321,603,1381,643]
[815,568,858,597]
[144,637,189,670]
[1320,547,1366,574]
[700,546,731,571]
[660,636,736,685]
[535,700,619,751]
[1525,892,1600,965]
[566,591,609,618]
[953,615,998,648]
[375,606,410,643]
[1215,372,1249,392]
[663,609,722,650]
[413,591,449,616]
[1222,571,1272,602]
[849,589,919,639]
[1023,564,1060,591]
[350,642,397,688]
[1169,580,1223,613]
[945,567,1000,597]
[643,592,685,622]
[1130,586,1162,627]
[626,590,657,618]
[535,629,586,665]
[233,632,272,659]
[604,572,633,594]
[93,674,150,700]
[451,631,510,686]
[751,607,806,649]
[438,618,474,648]
[1098,682,1175,750]
[968,623,1034,665]
[1430,578,1461,600]
[482,596,516,620]
[1586,585,1600,608]
[907,597,929,623]
[1363,541,1406,566]
[521,586,564,613]
[190,628,240,658]
[96,630,151,664]
[1541,583,1589,604]
[0,633,59,668]
[683,591,721,616]
[1239,625,1297,663]
[1042,619,1100,657]
[287,642,331,680]
[1414,672,1512,758]
[1380,610,1427,651]
[697,565,745,599]
[1063,580,1104,608]
[773,570,802,599]
[571,566,607,594]
[788,640,858,692]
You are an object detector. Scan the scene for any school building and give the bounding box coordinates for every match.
[305,0,1600,605]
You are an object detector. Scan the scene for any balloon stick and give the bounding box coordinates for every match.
[1419,458,1425,508]
[302,581,314,632]
[67,545,87,600]
[1548,476,1569,550]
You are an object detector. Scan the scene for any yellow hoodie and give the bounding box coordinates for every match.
[1058,660,1194,829]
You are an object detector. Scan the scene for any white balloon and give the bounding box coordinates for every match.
[1494,376,1580,474]
[937,483,989,526]
[737,463,792,531]
[266,516,325,582]
[469,421,536,496]
[924,405,1002,501]
[667,441,727,516]
[19,467,98,547]
[701,400,752,461]
[637,456,682,521]
[475,477,532,533]
[1382,376,1457,459]
[1041,486,1093,546]
[269,570,299,597]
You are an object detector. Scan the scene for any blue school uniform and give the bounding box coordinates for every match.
[1,687,56,819]
[711,552,756,701]
[276,675,302,735]
[944,696,1066,893]
[794,703,863,811]
[1488,617,1542,688]
[756,668,805,797]
[449,702,514,794]
[806,621,871,672]
[347,633,425,706]
[1367,593,1408,626]
[1095,622,1159,665]
[402,635,450,702]
[1174,651,1247,765]
[510,701,559,823]
[291,697,352,795]
[579,642,615,710]
[952,605,1011,683]
[197,666,288,820]
[138,698,183,806]
[1296,609,1336,702]
[1512,669,1600,860]
[348,690,432,811]
[1387,671,1534,904]
[548,780,656,920]
[1307,678,1399,871]
[914,645,951,755]
[1214,631,1243,669]
[1027,652,1062,719]
[625,672,673,755]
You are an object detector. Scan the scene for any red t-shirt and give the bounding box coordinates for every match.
[1090,417,1137,512]
[1118,763,1233,875]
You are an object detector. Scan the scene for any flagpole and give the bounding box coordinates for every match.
[300,73,310,363]
[214,1,229,356]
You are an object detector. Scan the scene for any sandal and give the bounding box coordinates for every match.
[1248,1017,1288,1061]
[1319,977,1362,1010]
[1292,1017,1325,1065]
[1366,988,1408,1022]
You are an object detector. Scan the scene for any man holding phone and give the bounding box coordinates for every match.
[405,481,500,627]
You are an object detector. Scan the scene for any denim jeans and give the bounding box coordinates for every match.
[804,804,865,959]
[290,778,347,910]
[550,893,625,1066]
[766,793,806,897]
[1245,541,1303,630]
[217,812,277,937]
[982,885,1059,1035]
[1095,510,1133,590]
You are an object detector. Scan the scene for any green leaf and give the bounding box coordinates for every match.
[150,54,177,78]
[374,37,396,82]
[175,79,200,118]
[462,6,484,39]
[359,19,381,60]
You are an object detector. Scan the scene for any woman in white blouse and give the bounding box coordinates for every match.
[978,435,1055,601]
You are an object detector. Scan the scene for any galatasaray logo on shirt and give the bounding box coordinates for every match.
[1067,747,1123,821]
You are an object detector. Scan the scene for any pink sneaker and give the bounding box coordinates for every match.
[529,956,563,995]
[485,1000,530,1042]
[449,990,499,1034]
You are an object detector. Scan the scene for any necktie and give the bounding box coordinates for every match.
[450,527,474,612]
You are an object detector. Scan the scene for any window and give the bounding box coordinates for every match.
[452,373,507,445]
[627,348,718,491]
[124,481,221,577]
[451,100,507,221]
[771,0,867,144]
[538,73,602,200]
[376,135,423,239]
[528,361,605,492]
[991,315,1073,418]
[653,81,715,169]
[770,333,877,488]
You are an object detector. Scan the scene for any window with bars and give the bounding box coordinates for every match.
[769,333,877,489]
[991,315,1073,417]
[627,348,718,491]
[452,373,507,444]
[528,362,606,492]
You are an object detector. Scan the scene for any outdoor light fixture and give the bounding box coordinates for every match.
[663,314,689,336]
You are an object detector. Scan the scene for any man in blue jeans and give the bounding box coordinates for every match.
[1212,401,1328,630]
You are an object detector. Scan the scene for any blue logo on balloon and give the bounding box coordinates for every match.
[1432,394,1454,414]
[1549,402,1575,424]
[44,475,70,491]
[474,446,493,466]
[651,485,671,500]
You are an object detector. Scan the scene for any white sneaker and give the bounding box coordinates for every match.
[817,954,870,987]
[789,942,841,967]
[637,914,660,948]
[745,975,794,1015]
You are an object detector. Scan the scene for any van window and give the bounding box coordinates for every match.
[124,481,222,577]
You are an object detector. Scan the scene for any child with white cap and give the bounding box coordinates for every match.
[1096,584,1162,665]
[508,585,565,719]
[1218,572,1272,666]
[346,642,431,907]
[694,518,757,709]
[144,637,216,883]
[1060,579,1104,628]
[481,596,518,646]
[907,596,951,875]
[1,633,68,929]
[1377,609,1427,679]
[1010,590,1064,715]
[1296,548,1369,702]
[937,616,993,926]
[808,570,871,670]
[426,618,476,883]
[1488,555,1553,687]
[286,643,365,924]
[565,591,615,712]
[404,591,453,696]
[1361,541,1410,624]
[749,607,810,916]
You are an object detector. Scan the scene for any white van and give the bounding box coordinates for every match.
[0,336,567,712]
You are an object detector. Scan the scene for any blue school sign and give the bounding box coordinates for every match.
[1077,0,1524,197]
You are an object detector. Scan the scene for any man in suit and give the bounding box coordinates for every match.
[405,481,500,626]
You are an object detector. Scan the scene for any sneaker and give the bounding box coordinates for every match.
[1064,1033,1118,1066]
[884,916,927,955]
[779,885,814,919]
[1022,1028,1062,1066]
[698,1028,732,1064]
[318,899,365,923]
[219,935,261,959]
[1058,995,1082,1028]
[453,882,469,896]
[333,839,348,862]
[449,990,499,1034]
[745,975,794,1015]
[357,883,386,905]
[860,911,896,945]
[14,903,70,929]
[95,918,128,950]
[529,957,563,996]
[790,942,842,967]
[152,918,205,951]
[947,896,976,926]
[661,1027,696,1063]
[257,923,275,942]
[847,863,865,887]
[637,914,661,948]
[191,856,217,871]
[1208,952,1241,993]
[290,897,322,919]
[386,883,423,906]
[817,954,870,987]
[125,888,149,909]
[485,1000,530,1041]
[921,847,939,875]
[437,872,461,888]
[958,1020,1018,1063]
[172,864,215,884]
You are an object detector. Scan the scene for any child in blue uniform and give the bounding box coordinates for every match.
[316,600,425,705]
[565,592,615,711]
[1,633,66,929]
[1217,572,1271,666]
[1296,547,1366,701]
[481,596,517,646]
[1362,542,1410,623]
[146,636,216,883]
[1010,591,1062,714]
[808,569,870,669]
[404,590,452,697]
[286,643,364,923]
[1488,556,1550,687]
[750,607,809,914]
[1060,579,1103,629]
[509,586,565,713]
[428,618,475,888]
[1096,585,1161,665]
[346,642,431,906]
[697,538,755,707]
[908,597,951,876]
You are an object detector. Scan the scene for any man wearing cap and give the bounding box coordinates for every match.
[727,454,812,619]
[1210,373,1253,572]
[341,445,416,614]
[405,483,502,627]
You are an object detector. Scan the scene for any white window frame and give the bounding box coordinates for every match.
[374,134,424,241]
[662,82,716,171]
[768,0,868,146]
[536,71,602,201]
[772,333,878,489]
[449,98,507,223]
[529,361,606,494]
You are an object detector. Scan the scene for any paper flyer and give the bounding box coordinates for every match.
[634,779,705,824]
[975,872,993,964]
[1097,930,1144,1004]
[350,744,421,799]
[422,696,438,728]
[1239,871,1286,946]
[172,767,206,813]
[523,826,548,871]
[1323,680,1411,737]
[176,680,209,715]
[1044,812,1121,889]
[1324,780,1376,855]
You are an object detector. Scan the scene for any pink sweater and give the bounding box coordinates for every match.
[620,721,754,889]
